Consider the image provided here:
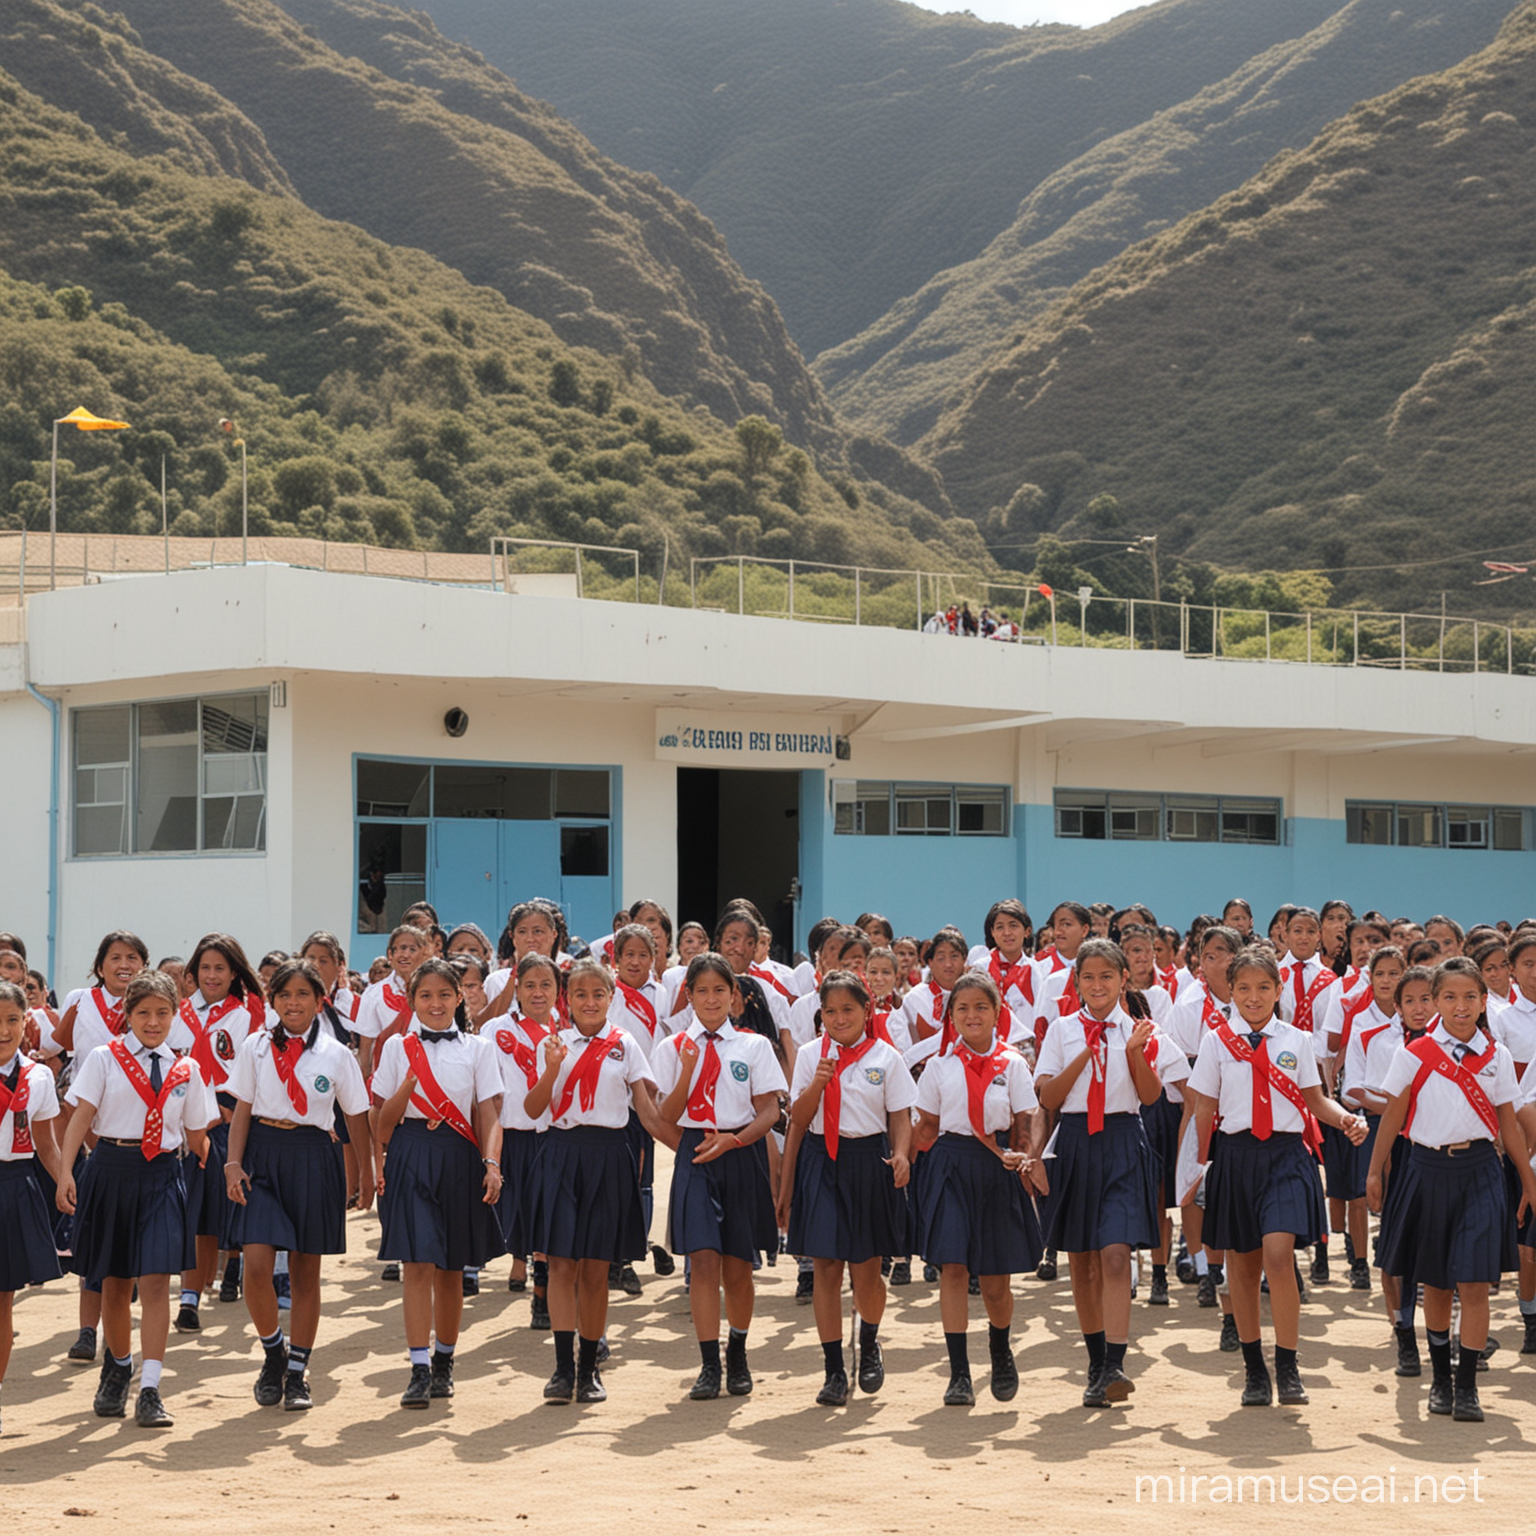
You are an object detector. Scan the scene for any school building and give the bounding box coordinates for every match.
[3,562,1536,987]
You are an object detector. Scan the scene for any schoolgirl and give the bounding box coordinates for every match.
[1189,948,1365,1407]
[373,958,506,1407]
[299,931,361,1033]
[901,926,969,1063]
[1120,951,1181,1306]
[1118,925,1173,1024]
[1484,933,1536,1350]
[525,960,676,1404]
[1221,899,1255,940]
[775,971,916,1405]
[1088,903,1116,939]
[1318,900,1355,978]
[482,900,572,1014]
[1472,938,1515,1008]
[864,948,909,1048]
[1368,958,1535,1422]
[401,902,444,956]
[1153,926,1182,996]
[653,953,787,1400]
[1423,915,1465,958]
[1267,905,1298,955]
[224,959,375,1411]
[58,969,216,1428]
[1034,901,1090,980]
[751,923,799,1009]
[789,917,843,998]
[912,972,1044,1407]
[788,929,870,1050]
[968,900,1037,1023]
[892,935,923,994]
[354,924,430,1079]
[173,931,267,1334]
[454,955,491,1027]
[445,924,495,968]
[1035,939,1172,1407]
[0,980,63,1432]
[710,911,790,1076]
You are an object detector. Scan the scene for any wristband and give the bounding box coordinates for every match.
[224,1161,243,1169]
[731,1133,745,1148]
[482,1156,498,1166]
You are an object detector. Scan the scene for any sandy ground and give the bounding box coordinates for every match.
[7,1144,1535,1533]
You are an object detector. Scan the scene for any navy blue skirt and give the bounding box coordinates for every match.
[378,1119,507,1270]
[1372,1125,1409,1271]
[0,1158,64,1290]
[1376,1139,1518,1290]
[1203,1130,1327,1253]
[71,1142,194,1285]
[529,1125,647,1263]
[668,1127,777,1262]
[1039,1112,1161,1253]
[626,1109,655,1193]
[915,1132,1042,1274]
[185,1118,235,1246]
[788,1131,908,1264]
[1140,1093,1182,1208]
[227,1123,347,1254]
[1320,1118,1367,1202]
[497,1127,545,1256]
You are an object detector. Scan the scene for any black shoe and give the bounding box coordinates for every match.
[618,1264,642,1297]
[651,1245,676,1277]
[794,1270,816,1305]
[284,1373,312,1411]
[508,1271,527,1293]
[990,1345,1019,1402]
[922,1263,939,1283]
[462,1270,479,1298]
[1241,1369,1273,1407]
[399,1364,432,1408]
[381,1262,400,1282]
[1148,1273,1170,1306]
[1197,1274,1217,1308]
[889,1261,911,1287]
[857,1338,885,1394]
[1309,1248,1329,1285]
[174,1304,201,1334]
[220,1255,242,1302]
[1276,1361,1309,1405]
[1082,1364,1108,1408]
[1219,1315,1240,1353]
[93,1358,132,1418]
[1343,1232,1356,1265]
[1295,1267,1308,1303]
[1395,1326,1421,1377]
[943,1373,975,1407]
[816,1369,849,1407]
[595,1336,611,1365]
[1102,1366,1135,1403]
[67,1327,98,1363]
[725,1345,753,1397]
[529,1293,551,1331]
[430,1353,455,1399]
[1428,1375,1454,1415]
[1349,1259,1371,1291]
[689,1363,721,1400]
[608,1261,624,1290]
[968,1274,981,1297]
[255,1344,289,1407]
[135,1386,173,1428]
[1175,1249,1196,1285]
[1453,1385,1484,1422]
[1480,1335,1500,1362]
[576,1368,607,1404]
[1036,1250,1058,1282]
[1522,1315,1536,1355]
[543,1368,575,1404]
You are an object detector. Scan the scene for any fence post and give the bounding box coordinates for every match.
[738,556,744,616]
[1509,626,1514,675]
[690,559,697,610]
[1180,600,1187,654]
[1473,620,1480,674]
[362,543,368,576]
[575,547,583,599]
[1399,612,1406,670]
[1265,610,1271,662]
[789,560,795,619]
[1305,612,1311,665]
[1353,611,1359,666]
[634,553,641,606]
[1127,599,1134,649]
[854,567,861,627]
[915,571,922,631]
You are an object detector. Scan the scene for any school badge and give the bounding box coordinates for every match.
[314,1075,332,1093]
[1276,1052,1298,1070]
[216,1030,236,1061]
[730,1060,751,1082]
[863,1067,885,1086]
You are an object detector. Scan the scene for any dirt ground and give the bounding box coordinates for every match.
[7,1144,1534,1532]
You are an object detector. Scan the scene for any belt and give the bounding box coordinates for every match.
[1427,1140,1474,1155]
[102,1137,148,1148]
[257,1118,301,1130]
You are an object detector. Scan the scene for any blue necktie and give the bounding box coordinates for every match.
[148,1051,163,1095]
[1248,1032,1266,1051]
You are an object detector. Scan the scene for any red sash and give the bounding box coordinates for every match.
[1214,1021,1321,1154]
[495,1018,551,1091]
[679,1030,726,1125]
[750,964,796,1004]
[553,1030,624,1121]
[1336,986,1376,1058]
[1201,992,1228,1033]
[958,1040,1013,1142]
[1037,946,1065,975]
[1080,1016,1108,1133]
[92,987,127,1037]
[1033,973,1081,1054]
[379,980,414,1044]
[820,1033,881,1158]
[988,949,1034,1007]
[401,1033,477,1144]
[616,980,659,1039]
[1404,1036,1501,1140]
[269,1031,310,1116]
[0,1061,33,1153]
[1159,965,1179,1001]
[179,994,252,1088]
[868,1007,896,1048]
[1287,964,1335,1033]
[109,1039,193,1159]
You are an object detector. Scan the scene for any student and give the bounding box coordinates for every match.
[58,970,216,1428]
[855,912,896,948]
[653,953,787,1400]
[1423,915,1465,959]
[1221,900,1255,940]
[912,974,1044,1406]
[1318,900,1355,979]
[373,958,506,1407]
[1267,906,1298,955]
[864,948,908,1049]
[0,980,64,1432]
[789,917,843,998]
[454,955,491,1029]
[354,924,429,1079]
[224,959,375,1411]
[482,901,572,1015]
[446,925,495,968]
[1368,958,1535,1422]
[788,929,870,1052]
[1035,902,1090,979]
[172,932,267,1333]
[776,972,917,1405]
[1485,934,1536,1351]
[1035,939,1174,1406]
[969,900,1037,1021]
[892,936,923,994]
[902,926,969,1058]
[1189,948,1366,1407]
[524,960,676,1403]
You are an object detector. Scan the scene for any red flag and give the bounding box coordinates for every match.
[1037,583,1054,599]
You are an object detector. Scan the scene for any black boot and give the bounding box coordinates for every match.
[134,1386,174,1428]
[399,1363,432,1408]
[1394,1325,1421,1378]
[254,1342,289,1407]
[815,1369,849,1407]
[725,1333,753,1396]
[1275,1349,1308,1406]
[93,1357,133,1419]
[430,1350,455,1399]
[989,1326,1019,1402]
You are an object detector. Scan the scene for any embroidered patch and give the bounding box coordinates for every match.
[730,1060,751,1083]
[993,1073,1008,1087]
[608,1046,625,1061]
[1276,1051,1298,1070]
[313,1074,332,1094]
[863,1067,885,1086]
[215,1030,236,1061]
[171,1084,187,1098]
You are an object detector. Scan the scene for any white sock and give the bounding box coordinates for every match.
[1194,1252,1210,1276]
[141,1359,163,1389]
[274,1251,290,1277]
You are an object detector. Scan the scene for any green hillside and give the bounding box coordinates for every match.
[919,0,1536,615]
[817,0,1515,444]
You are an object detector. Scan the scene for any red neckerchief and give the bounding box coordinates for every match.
[1080,1014,1110,1133]
[957,1038,1012,1142]
[109,1039,192,1159]
[92,987,127,1037]
[988,949,1034,1006]
[1159,965,1179,1001]
[679,1029,726,1125]
[820,1033,881,1159]
[750,964,796,1003]
[1357,1016,1397,1067]
[1336,985,1377,1057]
[616,980,659,1039]
[1404,1034,1500,1140]
[1213,1019,1322,1154]
[1287,962,1335,1033]
[179,994,250,1088]
[1037,946,1065,974]
[0,1059,33,1153]
[552,1030,623,1121]
[379,978,414,1043]
[333,986,360,1023]
[495,1016,552,1091]
[268,1029,310,1116]
[1201,992,1229,1032]
[401,1033,477,1144]
[868,1007,896,1047]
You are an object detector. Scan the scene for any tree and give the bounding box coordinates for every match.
[55,286,92,321]
[734,415,782,479]
[549,359,583,408]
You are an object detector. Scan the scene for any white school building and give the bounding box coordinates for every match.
[3,562,1536,988]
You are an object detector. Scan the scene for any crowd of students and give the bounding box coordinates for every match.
[2,893,1534,1432]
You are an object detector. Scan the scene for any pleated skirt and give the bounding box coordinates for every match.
[227,1123,347,1254]
[1140,1093,1182,1208]
[1320,1117,1367,1202]
[788,1131,907,1264]
[1375,1139,1517,1290]
[1039,1112,1161,1253]
[71,1142,194,1286]
[529,1125,647,1263]
[184,1118,236,1246]
[497,1127,545,1256]
[378,1119,507,1270]
[0,1158,64,1290]
[915,1132,1042,1274]
[1371,1123,1409,1270]
[667,1127,777,1262]
[1202,1130,1328,1253]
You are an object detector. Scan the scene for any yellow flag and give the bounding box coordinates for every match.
[57,406,130,430]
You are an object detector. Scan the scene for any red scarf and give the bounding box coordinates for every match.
[680,1029,726,1125]
[495,1017,552,1091]
[1080,1015,1109,1133]
[988,949,1034,1007]
[1201,992,1229,1032]
[109,1039,192,1158]
[1403,1034,1500,1140]
[616,980,659,1039]
[92,987,127,1037]
[1159,965,1179,1001]
[1357,1018,1397,1070]
[1214,1020,1322,1153]
[820,1033,880,1158]
[1288,963,1335,1033]
[0,1060,33,1153]
[1336,985,1377,1057]
[1037,946,1064,974]
[750,964,796,1003]
[401,1033,477,1144]
[379,979,414,1043]
[868,1007,896,1047]
[957,1038,1012,1142]
[180,994,251,1088]
[553,1030,623,1121]
[269,1030,310,1116]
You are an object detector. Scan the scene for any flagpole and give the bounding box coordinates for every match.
[49,419,59,591]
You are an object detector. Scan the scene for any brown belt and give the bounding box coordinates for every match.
[257,1118,301,1130]
[1427,1140,1473,1155]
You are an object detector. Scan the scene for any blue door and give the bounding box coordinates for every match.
[559,822,615,948]
[497,822,564,933]
[431,821,501,938]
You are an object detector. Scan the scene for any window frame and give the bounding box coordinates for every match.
[831,780,1010,838]
[1053,788,1284,846]
[1344,799,1531,851]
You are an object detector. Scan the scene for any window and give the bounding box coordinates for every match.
[72,694,268,857]
[357,823,427,934]
[1345,800,1531,850]
[356,761,612,822]
[1055,789,1283,846]
[560,825,609,877]
[832,780,1009,837]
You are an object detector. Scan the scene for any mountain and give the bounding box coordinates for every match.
[817,0,1516,444]
[918,0,1536,613]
